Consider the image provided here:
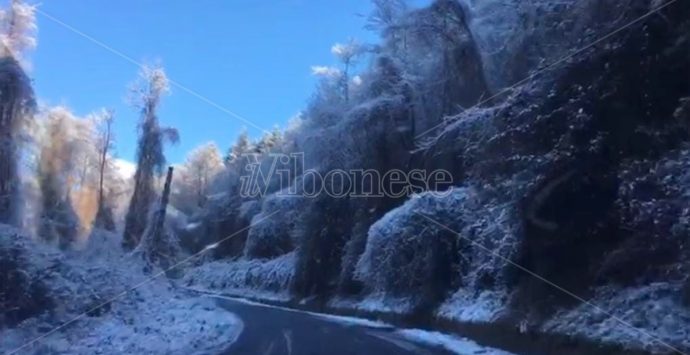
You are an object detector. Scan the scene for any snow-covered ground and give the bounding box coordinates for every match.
[0,227,243,355]
[2,291,243,354]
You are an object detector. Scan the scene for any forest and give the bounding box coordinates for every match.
[1,0,690,354]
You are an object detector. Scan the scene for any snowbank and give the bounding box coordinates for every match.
[396,328,514,355]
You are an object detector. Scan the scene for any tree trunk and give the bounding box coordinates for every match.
[137,166,175,272]
[157,166,174,229]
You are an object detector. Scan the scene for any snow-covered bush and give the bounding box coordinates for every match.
[355,189,470,310]
[543,282,690,353]
[244,192,305,258]
[0,225,54,327]
[355,186,522,314]
[1,226,240,355]
[184,252,295,297]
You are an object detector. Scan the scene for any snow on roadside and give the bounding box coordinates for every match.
[396,329,515,355]
[2,292,243,355]
[0,228,243,355]
[329,294,415,315]
[436,289,507,323]
[183,252,295,302]
[543,282,690,354]
[306,313,392,329]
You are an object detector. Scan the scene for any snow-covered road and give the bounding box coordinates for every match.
[212,295,514,355]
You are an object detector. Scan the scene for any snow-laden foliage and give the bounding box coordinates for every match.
[244,191,305,259]
[0,0,37,64]
[184,252,295,298]
[355,189,469,302]
[0,224,54,327]
[0,56,33,226]
[91,109,117,231]
[354,187,519,312]
[36,107,84,249]
[543,282,690,354]
[172,142,224,213]
[123,65,179,251]
[165,0,690,352]
[0,226,240,354]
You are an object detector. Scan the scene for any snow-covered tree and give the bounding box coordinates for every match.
[310,38,364,106]
[224,128,252,167]
[332,39,364,103]
[0,0,37,64]
[36,107,81,249]
[92,109,117,231]
[0,0,35,226]
[367,0,409,56]
[136,166,180,272]
[123,65,179,251]
[181,142,223,208]
[253,126,282,155]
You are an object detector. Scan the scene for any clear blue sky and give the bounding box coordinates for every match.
[30,0,424,164]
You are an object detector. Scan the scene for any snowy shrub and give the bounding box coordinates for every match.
[543,282,690,353]
[355,188,473,310]
[337,207,380,295]
[607,147,690,286]
[0,225,54,327]
[244,191,305,259]
[1,225,240,354]
[184,252,295,296]
[291,194,354,298]
[355,186,521,313]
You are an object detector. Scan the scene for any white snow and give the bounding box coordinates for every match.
[0,227,244,355]
[437,289,507,323]
[308,313,392,329]
[396,328,514,355]
[183,252,295,301]
[543,283,690,354]
[329,294,416,315]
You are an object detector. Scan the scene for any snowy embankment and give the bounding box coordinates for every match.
[183,251,295,302]
[0,226,242,354]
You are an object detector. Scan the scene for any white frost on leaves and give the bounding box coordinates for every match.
[0,0,37,63]
[183,251,295,300]
[437,289,507,323]
[329,293,417,315]
[354,186,517,318]
[543,283,690,353]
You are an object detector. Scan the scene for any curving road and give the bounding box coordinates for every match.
[215,297,456,355]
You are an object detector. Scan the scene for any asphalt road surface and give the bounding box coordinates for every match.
[215,297,457,355]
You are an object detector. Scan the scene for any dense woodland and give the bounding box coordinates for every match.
[2,0,690,354]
